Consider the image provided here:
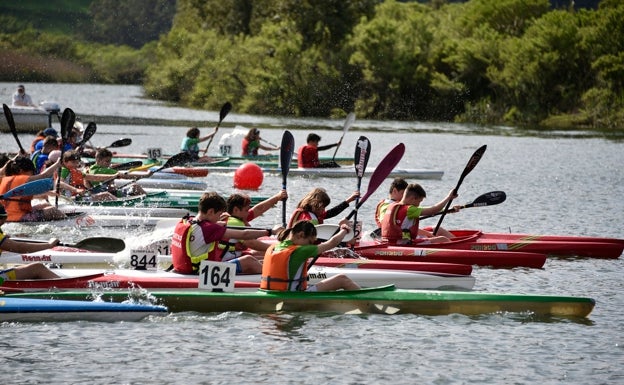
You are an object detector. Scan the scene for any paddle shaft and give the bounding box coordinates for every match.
[352,136,371,240]
[420,191,506,220]
[203,102,232,156]
[280,131,295,227]
[331,112,355,161]
[433,145,487,235]
[55,108,76,207]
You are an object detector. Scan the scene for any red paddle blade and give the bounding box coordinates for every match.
[361,143,405,206]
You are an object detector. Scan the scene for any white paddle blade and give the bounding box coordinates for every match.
[315,224,355,242]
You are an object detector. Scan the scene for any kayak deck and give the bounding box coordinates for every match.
[4,286,595,318]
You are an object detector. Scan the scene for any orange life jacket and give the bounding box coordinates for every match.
[260,243,307,291]
[0,175,32,221]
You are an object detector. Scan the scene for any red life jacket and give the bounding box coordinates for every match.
[170,216,221,274]
[380,202,418,244]
[297,145,319,168]
[260,243,307,291]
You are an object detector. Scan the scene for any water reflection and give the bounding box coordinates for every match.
[260,313,312,341]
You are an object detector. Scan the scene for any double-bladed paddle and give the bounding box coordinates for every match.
[352,136,371,239]
[89,152,193,193]
[420,191,506,220]
[202,102,233,156]
[280,130,295,227]
[10,236,126,253]
[433,144,487,235]
[0,178,54,201]
[106,138,132,148]
[3,103,26,154]
[55,108,76,207]
[331,112,355,162]
[111,160,144,171]
[76,121,97,152]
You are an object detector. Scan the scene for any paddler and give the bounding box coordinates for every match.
[218,190,287,261]
[380,183,460,244]
[261,220,360,292]
[170,192,280,275]
[0,203,60,281]
[288,187,359,228]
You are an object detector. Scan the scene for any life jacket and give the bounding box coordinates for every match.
[217,214,249,260]
[374,198,393,228]
[260,243,307,291]
[170,216,220,274]
[288,208,322,228]
[380,202,418,244]
[297,145,318,168]
[0,175,32,221]
[241,138,259,156]
[61,167,86,196]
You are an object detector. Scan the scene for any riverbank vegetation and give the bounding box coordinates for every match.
[1,0,623,130]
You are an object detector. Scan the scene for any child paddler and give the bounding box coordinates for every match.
[171,192,279,275]
[261,220,360,292]
[218,190,287,261]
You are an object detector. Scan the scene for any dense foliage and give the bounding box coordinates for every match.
[1,0,622,129]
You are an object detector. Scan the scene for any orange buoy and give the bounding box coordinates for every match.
[233,162,264,189]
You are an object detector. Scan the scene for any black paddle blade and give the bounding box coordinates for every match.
[111,160,144,170]
[280,130,295,183]
[458,145,487,186]
[3,103,24,153]
[78,122,97,146]
[354,136,371,178]
[60,108,76,141]
[471,191,506,207]
[219,102,233,123]
[72,237,125,253]
[162,152,192,169]
[107,138,132,148]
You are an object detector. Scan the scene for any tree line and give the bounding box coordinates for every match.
[1,0,622,130]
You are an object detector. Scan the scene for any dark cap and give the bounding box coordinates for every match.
[43,127,58,137]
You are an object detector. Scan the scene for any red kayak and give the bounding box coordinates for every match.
[414,229,624,259]
[352,243,546,268]
[313,257,472,275]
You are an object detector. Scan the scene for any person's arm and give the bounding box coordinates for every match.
[316,221,351,254]
[31,158,61,180]
[199,128,218,143]
[2,237,60,253]
[325,191,359,219]
[419,189,459,216]
[251,190,287,217]
[317,143,339,151]
[259,143,279,151]
[223,227,277,240]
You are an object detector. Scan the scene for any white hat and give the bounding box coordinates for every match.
[48,150,62,162]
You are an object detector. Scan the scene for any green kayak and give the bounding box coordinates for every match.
[71,191,267,211]
[4,285,595,317]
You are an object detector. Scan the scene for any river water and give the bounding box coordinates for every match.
[1,82,623,384]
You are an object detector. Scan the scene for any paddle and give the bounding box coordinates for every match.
[77,122,97,147]
[309,143,405,269]
[106,138,132,148]
[331,112,355,162]
[202,102,233,156]
[260,138,279,148]
[345,142,406,221]
[111,160,144,171]
[420,191,506,220]
[55,108,76,207]
[433,144,487,235]
[101,152,192,192]
[3,103,26,154]
[280,130,295,227]
[0,178,54,200]
[352,136,371,240]
[10,236,125,253]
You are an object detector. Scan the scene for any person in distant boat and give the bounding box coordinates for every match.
[0,156,66,222]
[380,183,460,245]
[297,133,341,168]
[218,190,287,261]
[261,220,360,292]
[11,84,36,107]
[170,192,280,275]
[241,128,279,156]
[87,148,148,197]
[0,204,61,281]
[180,127,218,162]
[288,187,358,228]
[374,177,409,228]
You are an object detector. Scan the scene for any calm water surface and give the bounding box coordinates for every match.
[1,83,623,384]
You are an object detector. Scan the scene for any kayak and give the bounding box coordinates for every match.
[0,247,473,275]
[117,178,209,190]
[58,204,190,218]
[101,153,356,167]
[205,165,444,180]
[4,285,595,317]
[3,212,177,229]
[0,296,167,322]
[350,243,547,268]
[404,229,624,259]
[0,266,476,291]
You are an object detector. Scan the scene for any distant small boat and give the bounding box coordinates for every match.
[0,102,62,133]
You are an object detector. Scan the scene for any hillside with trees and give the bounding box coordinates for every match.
[1,0,621,130]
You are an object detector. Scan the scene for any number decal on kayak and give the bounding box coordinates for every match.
[129,249,158,270]
[198,261,236,292]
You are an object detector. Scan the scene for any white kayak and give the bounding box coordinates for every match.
[3,213,179,229]
[205,165,444,180]
[45,267,475,291]
[116,178,208,190]
[57,204,190,218]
